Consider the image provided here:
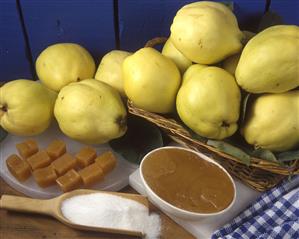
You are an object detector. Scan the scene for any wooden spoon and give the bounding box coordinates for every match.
[0,189,148,237]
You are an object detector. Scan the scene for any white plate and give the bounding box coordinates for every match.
[0,123,138,199]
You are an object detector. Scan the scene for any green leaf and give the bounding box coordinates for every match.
[241,93,251,124]
[109,115,163,165]
[251,148,278,162]
[277,150,299,162]
[258,11,284,32]
[187,128,207,143]
[207,140,251,166]
[0,127,7,142]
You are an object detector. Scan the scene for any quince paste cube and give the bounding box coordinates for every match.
[33,166,57,188]
[46,139,66,160]
[78,163,104,186]
[6,154,31,182]
[16,139,38,159]
[27,150,51,170]
[56,169,82,192]
[95,151,117,174]
[51,153,77,176]
[75,147,97,168]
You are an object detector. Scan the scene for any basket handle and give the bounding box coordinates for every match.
[145,37,168,48]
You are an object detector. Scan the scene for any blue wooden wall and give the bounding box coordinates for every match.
[118,0,266,51]
[20,0,116,63]
[1,0,298,82]
[269,0,299,25]
[0,0,32,81]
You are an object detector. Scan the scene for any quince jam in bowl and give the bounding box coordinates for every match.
[140,146,236,220]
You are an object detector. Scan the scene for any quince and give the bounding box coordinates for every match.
[162,39,192,74]
[95,50,131,96]
[222,31,255,75]
[54,79,127,144]
[236,25,299,93]
[0,80,56,136]
[177,67,241,139]
[123,47,181,113]
[170,1,244,64]
[242,91,299,152]
[36,43,95,92]
[222,53,240,76]
[182,64,207,85]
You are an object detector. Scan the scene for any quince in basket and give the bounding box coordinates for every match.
[176,67,241,140]
[182,64,207,85]
[162,38,192,74]
[170,1,244,64]
[95,50,132,97]
[123,47,181,113]
[222,30,255,76]
[236,25,299,93]
[242,90,299,152]
[0,80,56,136]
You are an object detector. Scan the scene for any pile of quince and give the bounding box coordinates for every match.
[0,44,127,144]
[122,1,299,154]
[1,1,298,154]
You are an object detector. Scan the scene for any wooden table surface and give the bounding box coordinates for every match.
[0,178,196,239]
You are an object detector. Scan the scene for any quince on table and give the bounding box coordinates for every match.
[0,79,56,136]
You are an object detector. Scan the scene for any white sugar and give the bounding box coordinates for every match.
[61,193,161,239]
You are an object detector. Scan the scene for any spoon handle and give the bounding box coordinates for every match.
[0,195,53,216]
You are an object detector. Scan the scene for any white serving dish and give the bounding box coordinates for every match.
[139,146,237,221]
[0,122,138,199]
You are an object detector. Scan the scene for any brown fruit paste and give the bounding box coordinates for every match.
[142,148,234,213]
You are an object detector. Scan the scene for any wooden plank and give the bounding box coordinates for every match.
[19,0,116,65]
[0,0,32,82]
[233,0,266,31]
[269,0,299,25]
[118,0,194,51]
[118,0,267,51]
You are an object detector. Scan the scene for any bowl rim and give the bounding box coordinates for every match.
[140,146,237,217]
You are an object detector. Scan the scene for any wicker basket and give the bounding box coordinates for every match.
[127,37,299,192]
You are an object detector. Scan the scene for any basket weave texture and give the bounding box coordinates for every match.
[127,37,299,191]
[128,100,299,191]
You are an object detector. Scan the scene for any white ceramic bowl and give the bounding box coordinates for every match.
[140,146,236,221]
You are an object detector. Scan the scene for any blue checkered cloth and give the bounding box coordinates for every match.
[212,175,299,239]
